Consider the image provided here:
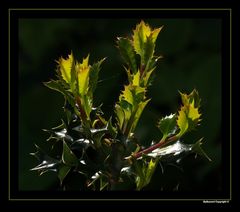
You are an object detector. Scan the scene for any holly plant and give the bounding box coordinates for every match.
[31,21,211,191]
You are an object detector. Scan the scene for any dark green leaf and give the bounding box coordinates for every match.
[58,164,71,185]
[30,144,60,175]
[191,138,212,161]
[158,113,177,139]
[89,58,106,94]
[117,37,137,73]
[44,80,76,111]
[62,140,79,166]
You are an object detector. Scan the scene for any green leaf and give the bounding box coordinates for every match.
[82,95,93,119]
[158,113,177,139]
[142,68,155,86]
[89,58,106,94]
[62,140,79,166]
[117,37,137,73]
[115,104,125,129]
[120,85,146,107]
[192,138,212,161]
[30,144,60,175]
[119,100,132,124]
[179,89,201,108]
[134,158,159,190]
[130,99,150,133]
[133,21,151,56]
[44,80,80,117]
[142,36,155,68]
[145,159,159,186]
[107,117,117,138]
[132,21,162,67]
[58,164,71,185]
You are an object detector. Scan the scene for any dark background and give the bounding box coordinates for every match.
[18,18,222,192]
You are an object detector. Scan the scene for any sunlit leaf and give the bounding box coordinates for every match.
[132,21,162,68]
[131,99,150,133]
[177,90,201,136]
[76,55,90,95]
[177,106,189,136]
[58,52,74,85]
[121,85,134,105]
[132,70,140,86]
[133,20,152,55]
[179,89,201,108]
[134,158,159,190]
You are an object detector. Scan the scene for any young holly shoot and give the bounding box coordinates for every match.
[31,21,210,191]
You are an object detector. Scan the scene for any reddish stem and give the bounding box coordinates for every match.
[75,96,87,121]
[133,135,178,159]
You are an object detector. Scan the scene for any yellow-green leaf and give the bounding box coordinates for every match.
[177,106,188,137]
[131,99,150,133]
[121,85,133,105]
[133,21,151,55]
[77,55,90,95]
[59,52,74,84]
[132,70,140,86]
[188,102,201,121]
[142,68,154,86]
[151,26,163,43]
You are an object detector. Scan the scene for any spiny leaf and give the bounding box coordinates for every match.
[158,113,177,139]
[89,58,106,94]
[121,85,134,105]
[177,106,189,137]
[115,104,125,129]
[120,85,146,106]
[179,89,201,108]
[192,138,212,161]
[58,52,74,84]
[30,144,60,175]
[132,21,163,67]
[132,70,140,86]
[188,102,201,121]
[145,158,159,185]
[142,68,155,86]
[76,55,90,95]
[62,140,79,166]
[58,164,71,185]
[117,37,137,73]
[134,158,159,190]
[177,90,201,136]
[130,99,150,133]
[133,20,152,55]
[44,80,79,116]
